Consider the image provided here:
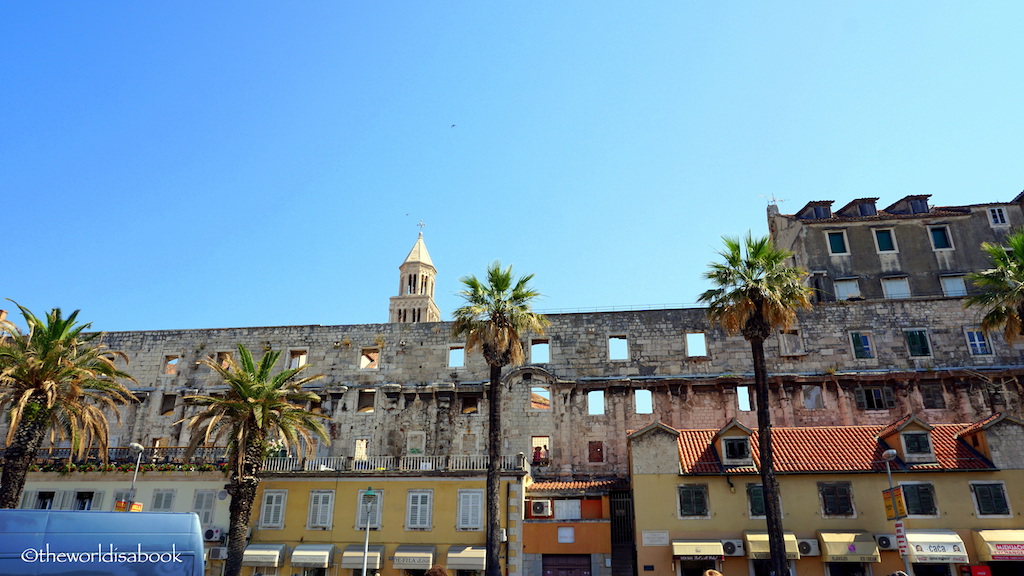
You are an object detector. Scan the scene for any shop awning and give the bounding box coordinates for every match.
[671,540,724,560]
[340,545,385,569]
[744,532,801,560]
[447,546,486,570]
[905,530,969,563]
[818,532,880,563]
[974,530,1024,561]
[242,544,287,567]
[290,544,335,568]
[392,545,436,570]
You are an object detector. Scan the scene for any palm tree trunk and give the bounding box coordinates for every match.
[0,415,50,509]
[223,441,264,576]
[485,363,503,576]
[751,337,788,576]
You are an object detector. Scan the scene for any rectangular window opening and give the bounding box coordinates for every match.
[531,386,551,410]
[163,355,180,376]
[359,347,379,370]
[587,390,605,415]
[834,278,861,300]
[874,229,897,252]
[850,332,875,359]
[461,394,479,414]
[685,332,707,357]
[634,389,653,415]
[989,207,1008,226]
[778,329,804,356]
[588,440,604,463]
[737,385,752,412]
[608,335,628,361]
[882,277,911,299]
[288,349,307,369]
[357,390,375,413]
[921,384,946,409]
[940,275,967,297]
[906,330,932,357]
[677,485,709,517]
[803,385,823,410]
[827,231,849,255]
[973,483,1010,516]
[448,346,465,368]
[747,484,765,518]
[966,330,992,355]
[818,482,854,516]
[531,339,550,364]
[930,226,953,250]
[855,386,895,410]
[531,437,550,466]
[160,393,177,417]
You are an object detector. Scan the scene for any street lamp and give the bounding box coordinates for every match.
[362,487,376,576]
[882,449,913,576]
[126,442,145,512]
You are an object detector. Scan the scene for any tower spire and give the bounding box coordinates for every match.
[389,230,440,323]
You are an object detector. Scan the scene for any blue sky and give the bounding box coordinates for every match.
[2,3,1021,331]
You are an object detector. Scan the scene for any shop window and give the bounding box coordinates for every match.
[818,482,854,517]
[874,229,898,252]
[854,387,895,410]
[827,231,849,255]
[634,389,653,415]
[588,441,604,463]
[677,485,709,518]
[448,346,465,368]
[359,347,379,370]
[971,482,1010,516]
[850,332,874,359]
[163,355,180,375]
[531,339,549,364]
[905,330,932,357]
[357,390,375,413]
[685,332,707,357]
[531,386,551,410]
[608,335,628,360]
[803,385,823,410]
[587,390,605,415]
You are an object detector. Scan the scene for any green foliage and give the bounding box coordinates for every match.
[965,228,1024,343]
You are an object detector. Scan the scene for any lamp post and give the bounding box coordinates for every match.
[882,449,913,576]
[362,487,376,576]
[126,442,145,512]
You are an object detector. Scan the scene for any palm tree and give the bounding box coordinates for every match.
[965,228,1024,343]
[452,261,548,576]
[0,302,137,508]
[180,343,329,576]
[698,234,811,576]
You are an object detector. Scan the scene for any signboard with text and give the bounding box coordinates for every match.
[883,486,907,520]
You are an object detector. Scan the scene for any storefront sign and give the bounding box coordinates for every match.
[642,531,670,546]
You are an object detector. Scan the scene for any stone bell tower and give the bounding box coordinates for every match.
[389,231,441,323]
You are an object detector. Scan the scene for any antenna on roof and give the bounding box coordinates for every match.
[759,194,787,206]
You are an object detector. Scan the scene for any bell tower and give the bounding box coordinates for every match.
[389,231,440,323]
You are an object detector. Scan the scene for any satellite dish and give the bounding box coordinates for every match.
[217,490,229,501]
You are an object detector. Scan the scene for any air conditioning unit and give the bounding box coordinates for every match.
[531,499,553,517]
[721,539,745,556]
[797,539,820,556]
[203,527,222,542]
[209,547,228,560]
[875,534,898,550]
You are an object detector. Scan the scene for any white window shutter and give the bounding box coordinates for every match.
[19,491,37,509]
[91,491,104,510]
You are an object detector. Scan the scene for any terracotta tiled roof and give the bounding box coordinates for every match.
[875,414,914,440]
[527,479,628,493]
[780,206,971,224]
[955,412,1004,439]
[673,421,994,474]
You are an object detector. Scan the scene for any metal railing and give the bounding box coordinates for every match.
[266,454,525,473]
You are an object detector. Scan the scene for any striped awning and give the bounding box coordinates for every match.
[974,530,1024,562]
[905,530,968,564]
[446,546,486,570]
[340,545,385,569]
[818,532,880,563]
[743,532,800,560]
[242,544,287,567]
[671,540,724,559]
[290,544,335,568]
[392,545,435,570]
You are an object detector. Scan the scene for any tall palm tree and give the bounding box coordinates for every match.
[452,262,548,576]
[181,343,329,576]
[698,234,811,576]
[965,228,1024,342]
[0,302,136,508]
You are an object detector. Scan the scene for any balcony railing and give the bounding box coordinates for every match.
[28,446,229,466]
[264,454,524,473]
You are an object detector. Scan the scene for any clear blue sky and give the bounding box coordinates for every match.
[3,3,1021,331]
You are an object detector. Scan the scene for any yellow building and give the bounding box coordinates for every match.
[628,414,1024,576]
[239,462,526,576]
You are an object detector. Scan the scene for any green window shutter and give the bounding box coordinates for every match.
[748,485,765,516]
[854,388,867,410]
[883,387,896,408]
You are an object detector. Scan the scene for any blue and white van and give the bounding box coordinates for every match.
[0,510,206,575]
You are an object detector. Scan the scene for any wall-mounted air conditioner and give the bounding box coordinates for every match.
[203,527,222,542]
[721,539,745,556]
[797,539,820,556]
[209,547,228,560]
[875,534,898,550]
[530,499,553,517]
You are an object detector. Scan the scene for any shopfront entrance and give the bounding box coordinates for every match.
[542,554,592,576]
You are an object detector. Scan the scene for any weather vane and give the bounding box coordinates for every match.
[418,220,425,232]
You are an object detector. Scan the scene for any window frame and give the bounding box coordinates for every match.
[855,386,895,411]
[747,484,766,519]
[989,207,1008,227]
[722,437,752,465]
[684,332,708,358]
[881,277,911,299]
[905,329,932,357]
[970,481,1011,517]
[192,489,217,527]
[902,432,931,454]
[833,278,862,300]
[850,331,875,359]
[456,489,483,530]
[802,384,824,410]
[920,384,946,410]
[608,335,629,361]
[899,482,938,518]
[287,348,308,370]
[356,489,383,530]
[940,275,967,297]
[151,489,176,513]
[826,230,850,256]
[259,490,287,529]
[778,329,805,356]
[677,484,710,519]
[929,226,954,251]
[448,346,465,368]
[965,329,993,356]
[307,490,335,530]
[873,228,899,253]
[818,482,855,518]
[406,489,433,530]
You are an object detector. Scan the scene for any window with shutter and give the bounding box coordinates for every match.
[406,490,432,529]
[819,483,854,516]
[972,483,1010,516]
[152,489,176,512]
[902,484,937,516]
[677,485,709,517]
[307,490,334,529]
[747,484,766,518]
[905,330,931,357]
[457,490,483,530]
[357,490,383,529]
[260,490,287,529]
[192,490,216,526]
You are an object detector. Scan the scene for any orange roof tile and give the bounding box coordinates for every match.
[527,479,627,493]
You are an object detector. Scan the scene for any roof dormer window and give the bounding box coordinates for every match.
[723,437,752,465]
[901,431,935,463]
[909,198,929,214]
